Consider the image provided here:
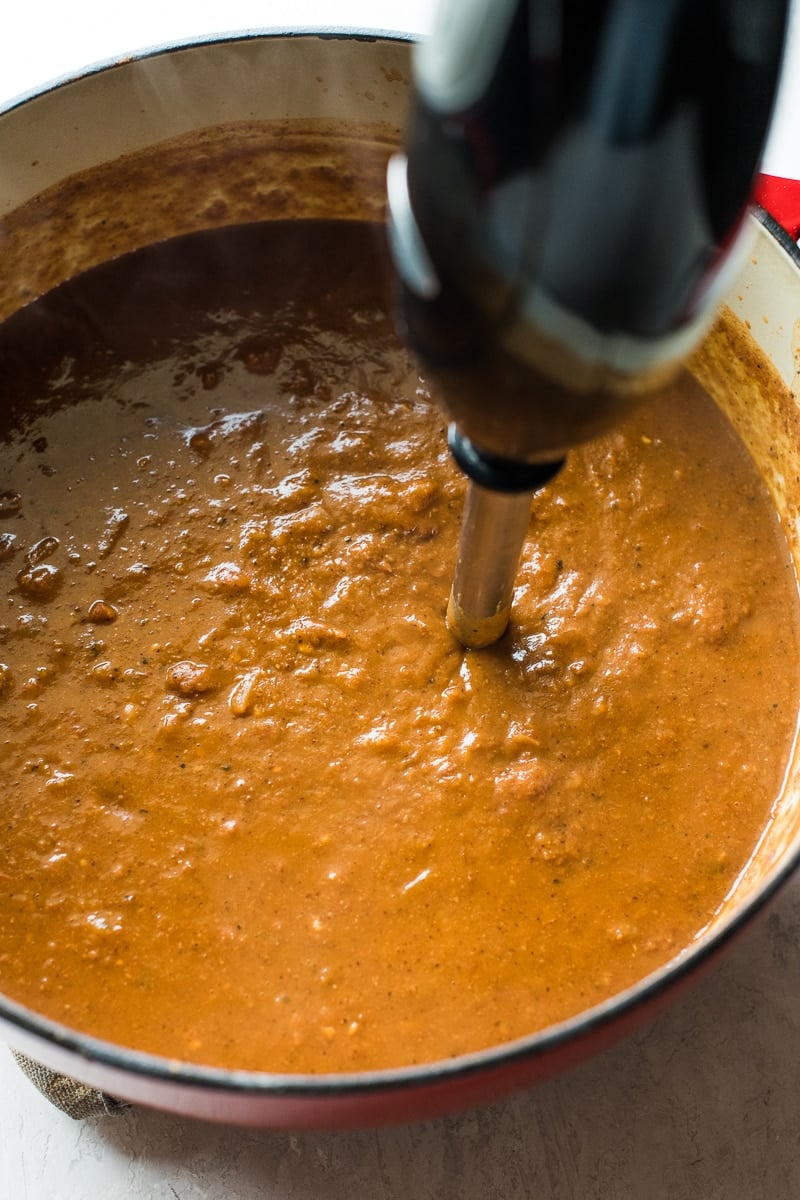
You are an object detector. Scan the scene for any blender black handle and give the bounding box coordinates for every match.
[388,0,790,468]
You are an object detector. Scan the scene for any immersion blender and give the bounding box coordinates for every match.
[387,0,789,647]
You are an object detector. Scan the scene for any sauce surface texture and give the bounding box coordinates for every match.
[0,221,798,1073]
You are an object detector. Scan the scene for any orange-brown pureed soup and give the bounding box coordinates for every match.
[0,220,798,1073]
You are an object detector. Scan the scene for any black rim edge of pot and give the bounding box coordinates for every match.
[755,201,800,265]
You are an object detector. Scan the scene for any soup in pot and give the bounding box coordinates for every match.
[0,219,798,1073]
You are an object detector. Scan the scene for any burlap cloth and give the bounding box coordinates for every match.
[12,1050,128,1119]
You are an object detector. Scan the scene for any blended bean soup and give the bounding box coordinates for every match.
[0,220,797,1072]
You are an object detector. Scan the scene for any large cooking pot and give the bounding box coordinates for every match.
[1,30,800,1130]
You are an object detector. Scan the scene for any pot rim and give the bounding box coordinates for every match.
[1,30,799,1102]
[754,200,800,265]
[0,25,415,119]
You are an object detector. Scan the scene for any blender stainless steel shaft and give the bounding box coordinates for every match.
[442,425,564,647]
[446,484,532,649]
[388,0,789,648]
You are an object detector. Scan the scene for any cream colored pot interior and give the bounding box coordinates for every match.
[691,228,800,910]
[1,30,800,1100]
[0,36,412,322]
